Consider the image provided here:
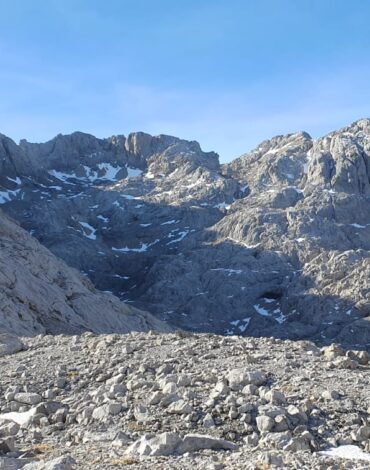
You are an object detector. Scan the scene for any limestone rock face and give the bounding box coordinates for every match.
[223,131,313,193]
[306,119,370,195]
[1,120,370,346]
[0,210,170,336]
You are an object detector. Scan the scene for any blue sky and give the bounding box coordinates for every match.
[1,0,370,161]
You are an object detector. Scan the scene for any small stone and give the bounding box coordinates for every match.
[347,350,370,365]
[203,413,216,429]
[0,438,15,455]
[264,389,286,405]
[274,414,289,432]
[228,369,267,391]
[242,384,258,395]
[322,390,340,400]
[167,400,192,415]
[244,432,259,446]
[333,357,358,369]
[351,425,370,442]
[92,402,121,420]
[322,344,345,360]
[256,415,274,432]
[55,378,66,389]
[258,452,284,467]
[122,344,135,354]
[43,390,56,400]
[35,455,76,470]
[147,391,163,405]
[14,393,42,405]
[112,431,131,447]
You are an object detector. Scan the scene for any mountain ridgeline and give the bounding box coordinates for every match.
[1,119,370,347]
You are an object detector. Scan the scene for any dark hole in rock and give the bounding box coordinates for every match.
[260,291,282,300]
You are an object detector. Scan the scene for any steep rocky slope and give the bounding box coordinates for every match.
[1,119,370,346]
[0,210,170,336]
[0,332,369,469]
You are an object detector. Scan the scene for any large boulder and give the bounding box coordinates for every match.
[0,334,24,357]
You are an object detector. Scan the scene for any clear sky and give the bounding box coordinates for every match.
[1,0,370,161]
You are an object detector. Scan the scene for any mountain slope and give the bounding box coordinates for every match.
[1,120,370,346]
[0,210,170,336]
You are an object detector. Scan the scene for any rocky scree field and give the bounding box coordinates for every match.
[0,332,369,469]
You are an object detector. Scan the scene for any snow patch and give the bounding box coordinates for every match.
[112,274,130,280]
[350,223,366,228]
[254,304,270,317]
[96,163,121,181]
[79,222,97,240]
[0,188,21,203]
[121,194,141,200]
[127,167,143,178]
[214,202,231,210]
[0,407,38,426]
[112,239,160,253]
[167,231,189,245]
[320,445,370,462]
[161,220,178,225]
[49,163,127,184]
[7,176,22,184]
[211,268,243,276]
[239,318,251,332]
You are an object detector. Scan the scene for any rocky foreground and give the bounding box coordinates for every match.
[0,332,369,469]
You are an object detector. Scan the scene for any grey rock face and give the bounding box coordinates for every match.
[0,210,170,336]
[1,121,370,346]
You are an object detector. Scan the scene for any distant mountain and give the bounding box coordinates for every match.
[1,120,370,346]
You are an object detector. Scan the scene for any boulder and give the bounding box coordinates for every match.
[125,432,237,457]
[0,334,24,357]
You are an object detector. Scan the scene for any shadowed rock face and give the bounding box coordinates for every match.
[1,120,370,347]
[0,210,171,336]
